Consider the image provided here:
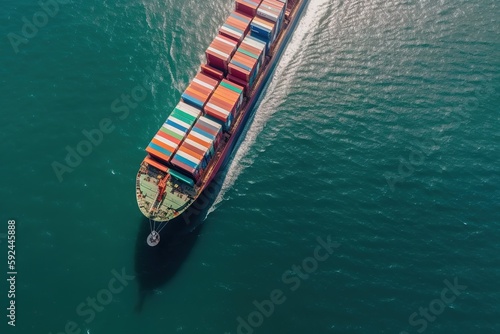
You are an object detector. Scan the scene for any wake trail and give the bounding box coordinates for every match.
[207,0,331,216]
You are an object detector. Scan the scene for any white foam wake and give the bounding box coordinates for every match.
[207,0,331,216]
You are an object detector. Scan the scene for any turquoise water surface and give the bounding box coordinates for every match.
[1,0,499,333]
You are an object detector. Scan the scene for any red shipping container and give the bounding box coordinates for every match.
[205,53,227,72]
[205,106,231,124]
[205,34,237,72]
[182,141,207,158]
[228,63,251,82]
[236,0,262,16]
[201,64,224,80]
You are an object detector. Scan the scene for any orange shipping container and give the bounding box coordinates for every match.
[209,95,236,113]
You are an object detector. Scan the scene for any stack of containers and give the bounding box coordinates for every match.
[235,0,262,16]
[171,116,222,181]
[257,0,286,33]
[218,9,253,43]
[146,102,201,163]
[201,64,225,80]
[204,79,244,131]
[205,35,238,73]
[181,72,220,109]
[250,0,286,51]
[227,34,267,91]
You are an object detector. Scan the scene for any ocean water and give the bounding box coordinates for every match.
[1,0,499,333]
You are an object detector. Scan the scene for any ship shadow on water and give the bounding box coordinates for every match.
[133,177,224,313]
[133,216,200,313]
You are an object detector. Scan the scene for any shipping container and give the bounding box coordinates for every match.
[187,131,212,150]
[199,115,223,136]
[151,136,177,152]
[230,11,253,29]
[145,101,202,163]
[218,7,254,43]
[257,0,285,23]
[204,103,233,131]
[158,125,182,142]
[208,95,237,115]
[250,15,276,40]
[205,34,238,72]
[176,101,202,119]
[228,49,260,87]
[178,145,204,163]
[144,157,169,172]
[182,140,207,158]
[171,155,199,177]
[236,0,262,16]
[146,144,171,163]
[184,137,209,152]
[170,113,225,179]
[243,34,267,60]
[227,74,250,94]
[196,120,219,138]
[166,116,190,133]
[221,79,244,95]
[175,150,201,169]
[201,64,224,80]
[170,110,195,126]
[248,32,270,53]
[168,168,195,187]
[256,0,285,41]
[219,21,245,43]
[181,72,219,109]
[226,16,250,35]
[204,79,244,124]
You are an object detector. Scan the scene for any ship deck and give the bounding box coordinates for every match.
[136,166,195,221]
[136,0,308,222]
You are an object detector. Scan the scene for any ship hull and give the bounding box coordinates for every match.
[201,0,310,191]
[136,0,309,223]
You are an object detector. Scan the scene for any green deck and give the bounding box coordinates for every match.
[136,165,196,221]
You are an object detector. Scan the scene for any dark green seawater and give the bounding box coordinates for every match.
[1,0,499,333]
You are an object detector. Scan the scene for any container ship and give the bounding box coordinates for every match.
[136,0,308,246]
